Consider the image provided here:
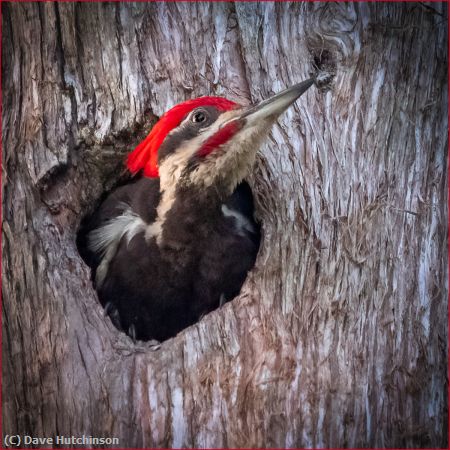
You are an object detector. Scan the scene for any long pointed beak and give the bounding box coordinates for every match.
[240,78,314,125]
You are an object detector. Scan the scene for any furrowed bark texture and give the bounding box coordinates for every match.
[2,2,448,448]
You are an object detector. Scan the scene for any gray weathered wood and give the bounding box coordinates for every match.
[2,2,447,447]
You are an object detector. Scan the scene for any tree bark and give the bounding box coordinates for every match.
[2,2,447,448]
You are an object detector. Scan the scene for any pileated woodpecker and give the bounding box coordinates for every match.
[79,79,314,342]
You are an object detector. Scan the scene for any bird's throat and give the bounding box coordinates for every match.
[147,182,223,252]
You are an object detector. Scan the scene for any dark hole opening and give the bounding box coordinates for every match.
[77,176,261,345]
[310,48,336,91]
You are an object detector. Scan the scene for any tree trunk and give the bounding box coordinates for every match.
[2,2,447,448]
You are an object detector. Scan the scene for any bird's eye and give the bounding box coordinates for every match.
[192,111,207,123]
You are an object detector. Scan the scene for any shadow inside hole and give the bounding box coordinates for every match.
[76,176,261,345]
[76,172,135,271]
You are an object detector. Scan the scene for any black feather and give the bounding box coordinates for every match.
[78,177,260,342]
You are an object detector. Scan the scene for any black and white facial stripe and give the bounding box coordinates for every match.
[157,106,222,164]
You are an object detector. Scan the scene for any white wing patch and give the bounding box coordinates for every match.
[88,209,146,287]
[221,204,256,236]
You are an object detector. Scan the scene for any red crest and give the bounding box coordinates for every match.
[127,97,239,177]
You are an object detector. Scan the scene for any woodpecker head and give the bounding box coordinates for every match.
[127,79,314,196]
